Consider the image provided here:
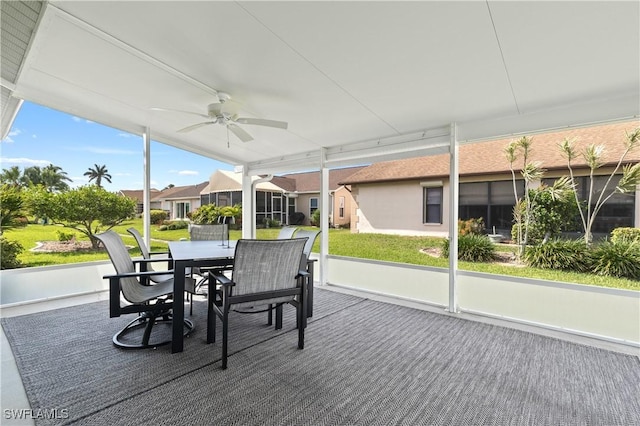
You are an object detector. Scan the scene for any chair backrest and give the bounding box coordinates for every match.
[190,224,228,241]
[293,229,321,258]
[230,238,307,308]
[127,227,150,259]
[96,230,153,304]
[276,226,298,239]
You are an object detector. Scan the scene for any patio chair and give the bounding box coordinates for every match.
[189,223,228,241]
[207,238,308,369]
[188,223,229,301]
[276,226,298,239]
[128,227,201,315]
[272,229,321,328]
[96,230,195,349]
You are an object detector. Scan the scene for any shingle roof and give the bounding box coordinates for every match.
[119,189,160,202]
[281,166,366,192]
[341,121,640,184]
[152,181,209,201]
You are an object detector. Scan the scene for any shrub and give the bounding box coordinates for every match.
[311,209,321,226]
[1,237,24,269]
[442,234,496,262]
[523,239,591,272]
[191,204,220,224]
[591,241,640,280]
[610,227,640,244]
[56,230,76,242]
[165,220,189,230]
[150,209,168,225]
[265,218,280,228]
[458,218,485,236]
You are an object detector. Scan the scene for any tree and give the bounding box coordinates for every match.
[559,127,640,246]
[2,164,71,192]
[0,184,25,232]
[41,164,72,192]
[35,185,136,248]
[84,164,112,188]
[506,136,574,257]
[505,136,543,257]
[0,166,23,187]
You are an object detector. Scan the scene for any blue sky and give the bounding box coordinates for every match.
[0,101,233,192]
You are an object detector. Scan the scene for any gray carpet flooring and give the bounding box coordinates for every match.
[2,288,639,426]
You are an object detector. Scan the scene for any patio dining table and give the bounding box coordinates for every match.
[168,240,236,353]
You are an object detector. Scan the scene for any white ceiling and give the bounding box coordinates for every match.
[3,1,639,173]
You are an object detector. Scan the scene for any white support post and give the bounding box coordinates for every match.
[142,127,151,247]
[448,123,459,313]
[320,148,329,286]
[241,167,253,239]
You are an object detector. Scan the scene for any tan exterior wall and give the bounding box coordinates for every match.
[333,186,355,228]
[350,168,639,236]
[350,180,450,237]
[294,193,316,226]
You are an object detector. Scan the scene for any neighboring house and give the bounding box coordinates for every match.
[340,121,640,237]
[200,167,365,226]
[152,182,209,220]
[119,189,162,214]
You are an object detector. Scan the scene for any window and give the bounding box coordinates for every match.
[176,202,190,219]
[339,196,345,218]
[423,187,443,224]
[309,198,319,216]
[459,180,524,230]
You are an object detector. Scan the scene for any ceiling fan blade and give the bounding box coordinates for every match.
[177,121,215,133]
[151,107,210,120]
[227,123,254,142]
[235,117,288,130]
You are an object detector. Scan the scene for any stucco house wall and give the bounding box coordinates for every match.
[351,180,451,237]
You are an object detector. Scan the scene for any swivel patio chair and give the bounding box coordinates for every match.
[128,227,201,315]
[207,238,308,369]
[96,230,195,349]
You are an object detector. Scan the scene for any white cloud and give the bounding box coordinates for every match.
[1,128,22,143]
[118,133,135,138]
[178,170,199,176]
[68,145,138,155]
[71,116,94,124]
[0,157,51,167]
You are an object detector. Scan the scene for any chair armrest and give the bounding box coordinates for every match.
[133,258,172,266]
[296,270,310,279]
[210,271,235,287]
[103,269,176,280]
[149,250,169,256]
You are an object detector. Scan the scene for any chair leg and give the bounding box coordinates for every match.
[298,280,307,349]
[221,305,229,369]
[275,304,283,330]
[207,291,216,344]
[267,304,273,326]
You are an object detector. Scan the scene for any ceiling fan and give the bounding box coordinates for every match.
[151,92,288,143]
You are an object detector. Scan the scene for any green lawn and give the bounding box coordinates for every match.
[3,220,638,291]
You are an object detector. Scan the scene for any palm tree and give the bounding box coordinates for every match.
[41,164,72,192]
[84,164,112,188]
[0,166,23,187]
